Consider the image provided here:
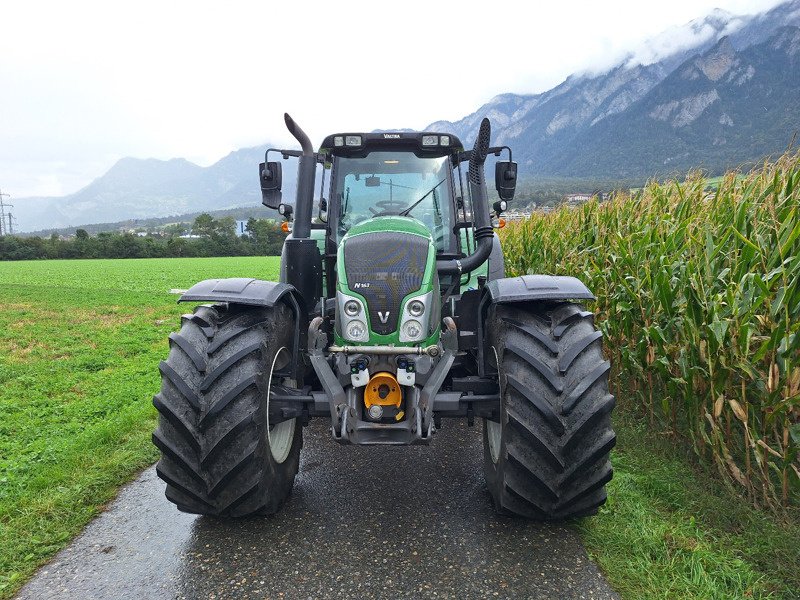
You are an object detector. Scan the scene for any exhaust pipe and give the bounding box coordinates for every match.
[284,113,313,156]
[282,113,322,312]
[284,112,315,239]
[437,117,494,275]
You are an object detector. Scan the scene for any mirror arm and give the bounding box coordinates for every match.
[490,145,512,163]
[457,145,512,163]
[265,148,325,164]
[265,148,302,162]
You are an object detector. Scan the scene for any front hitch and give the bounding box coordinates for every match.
[306,317,453,445]
[307,317,347,435]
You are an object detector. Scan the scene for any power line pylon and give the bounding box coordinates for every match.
[0,189,11,236]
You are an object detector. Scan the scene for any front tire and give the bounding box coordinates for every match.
[483,302,615,520]
[153,302,302,517]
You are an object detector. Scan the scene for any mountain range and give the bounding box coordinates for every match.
[429,0,800,178]
[11,0,800,233]
[13,147,293,233]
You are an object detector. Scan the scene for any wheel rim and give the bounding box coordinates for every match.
[266,347,296,464]
[487,420,502,463]
[488,346,503,463]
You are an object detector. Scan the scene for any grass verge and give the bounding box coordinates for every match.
[0,257,280,599]
[577,409,800,599]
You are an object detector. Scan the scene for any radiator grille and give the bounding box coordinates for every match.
[344,232,429,335]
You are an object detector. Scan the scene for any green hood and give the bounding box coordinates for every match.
[335,216,439,347]
[342,215,433,239]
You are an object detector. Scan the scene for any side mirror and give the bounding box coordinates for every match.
[259,161,282,209]
[278,203,293,220]
[495,161,517,201]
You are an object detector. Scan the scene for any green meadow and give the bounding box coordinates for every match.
[0,257,280,597]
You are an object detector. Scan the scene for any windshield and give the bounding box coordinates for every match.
[332,152,454,251]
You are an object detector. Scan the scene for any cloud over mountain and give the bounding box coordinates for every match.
[10,1,800,232]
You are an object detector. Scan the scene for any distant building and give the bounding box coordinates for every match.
[564,193,592,205]
[503,211,531,222]
[235,220,249,237]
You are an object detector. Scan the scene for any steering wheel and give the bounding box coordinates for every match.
[369,199,408,217]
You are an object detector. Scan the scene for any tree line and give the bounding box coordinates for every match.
[0,214,287,260]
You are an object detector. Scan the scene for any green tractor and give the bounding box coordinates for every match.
[152,115,615,519]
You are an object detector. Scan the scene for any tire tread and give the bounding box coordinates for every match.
[484,301,616,520]
[153,303,301,517]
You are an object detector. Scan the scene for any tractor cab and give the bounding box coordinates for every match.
[260,129,517,311]
[321,132,462,253]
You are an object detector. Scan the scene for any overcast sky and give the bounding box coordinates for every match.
[0,0,785,198]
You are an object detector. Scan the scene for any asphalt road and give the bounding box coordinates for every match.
[16,420,618,600]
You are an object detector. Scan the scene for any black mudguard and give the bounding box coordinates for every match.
[484,274,594,304]
[178,277,307,381]
[179,277,301,308]
[477,274,595,376]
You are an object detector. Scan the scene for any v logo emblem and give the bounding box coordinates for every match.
[378,311,390,324]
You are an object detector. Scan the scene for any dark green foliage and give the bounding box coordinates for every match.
[245,218,286,255]
[24,204,280,239]
[0,216,287,261]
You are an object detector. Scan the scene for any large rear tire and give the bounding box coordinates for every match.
[483,302,615,520]
[153,302,302,517]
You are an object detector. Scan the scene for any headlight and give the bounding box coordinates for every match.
[401,320,423,341]
[344,299,361,317]
[346,320,368,341]
[338,291,369,342]
[399,291,434,342]
[408,300,425,317]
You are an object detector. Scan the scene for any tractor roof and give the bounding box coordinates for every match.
[319,131,464,159]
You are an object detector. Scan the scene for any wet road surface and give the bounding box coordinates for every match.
[16,420,618,599]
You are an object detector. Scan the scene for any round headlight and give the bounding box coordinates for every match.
[344,299,361,317]
[402,319,423,340]
[346,320,368,341]
[408,300,425,317]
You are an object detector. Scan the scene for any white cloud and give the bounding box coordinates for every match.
[0,0,787,197]
[621,8,753,68]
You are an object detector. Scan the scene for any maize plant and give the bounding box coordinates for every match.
[501,151,800,508]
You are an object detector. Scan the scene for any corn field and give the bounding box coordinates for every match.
[501,151,800,508]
